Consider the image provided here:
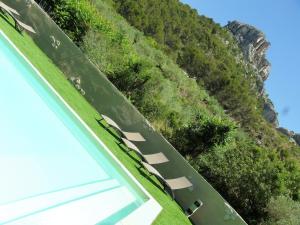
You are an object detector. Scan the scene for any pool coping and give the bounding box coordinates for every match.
[0,29,162,225]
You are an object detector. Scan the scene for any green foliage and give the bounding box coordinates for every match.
[113,0,297,154]
[191,137,294,224]
[41,0,128,46]
[82,30,132,75]
[172,115,235,156]
[114,0,260,129]
[262,196,300,225]
[42,0,91,44]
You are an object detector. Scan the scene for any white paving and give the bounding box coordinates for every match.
[5,186,136,225]
[0,179,120,223]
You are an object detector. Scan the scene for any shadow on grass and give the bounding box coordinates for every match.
[0,13,21,34]
[95,117,122,140]
[95,116,172,200]
[116,140,142,164]
[136,164,166,194]
[95,116,142,165]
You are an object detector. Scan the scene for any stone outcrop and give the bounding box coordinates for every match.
[293,134,300,146]
[226,21,300,145]
[276,127,300,146]
[277,127,294,137]
[262,96,279,126]
[226,21,278,126]
[226,21,271,81]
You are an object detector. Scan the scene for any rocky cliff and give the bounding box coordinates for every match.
[262,97,278,126]
[226,21,278,126]
[277,127,300,146]
[226,21,300,145]
[226,21,271,82]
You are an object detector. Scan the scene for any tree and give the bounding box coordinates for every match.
[262,196,300,225]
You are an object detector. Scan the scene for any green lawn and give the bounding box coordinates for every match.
[0,17,191,225]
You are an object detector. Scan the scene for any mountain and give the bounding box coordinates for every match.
[226,21,271,82]
[226,21,278,126]
[226,21,300,146]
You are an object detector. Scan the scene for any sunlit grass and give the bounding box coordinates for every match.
[0,17,191,225]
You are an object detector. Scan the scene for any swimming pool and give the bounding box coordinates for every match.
[0,31,161,225]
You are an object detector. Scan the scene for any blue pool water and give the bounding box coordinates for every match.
[0,32,148,224]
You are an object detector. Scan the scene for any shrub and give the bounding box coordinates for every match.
[172,114,235,156]
[192,138,294,224]
[262,196,300,225]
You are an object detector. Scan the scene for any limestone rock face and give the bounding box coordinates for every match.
[226,21,271,81]
[262,98,279,126]
[226,21,298,144]
[277,127,294,137]
[276,127,300,146]
[293,134,300,146]
[226,21,278,125]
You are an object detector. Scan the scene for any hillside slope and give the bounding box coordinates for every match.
[112,0,298,150]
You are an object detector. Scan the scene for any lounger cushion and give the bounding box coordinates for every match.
[143,153,169,165]
[122,131,145,142]
[166,177,193,190]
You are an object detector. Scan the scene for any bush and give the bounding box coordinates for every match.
[172,114,235,156]
[82,30,132,76]
[262,196,300,225]
[192,138,295,224]
[40,0,91,44]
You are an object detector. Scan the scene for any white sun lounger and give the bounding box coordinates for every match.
[0,2,20,15]
[141,162,193,199]
[100,114,145,142]
[0,2,36,34]
[121,138,169,165]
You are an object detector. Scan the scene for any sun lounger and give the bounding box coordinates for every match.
[15,18,36,34]
[0,2,20,15]
[100,114,145,142]
[122,131,145,142]
[0,2,36,34]
[100,114,122,132]
[121,138,169,165]
[141,162,193,199]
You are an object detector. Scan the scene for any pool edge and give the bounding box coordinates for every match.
[0,29,162,225]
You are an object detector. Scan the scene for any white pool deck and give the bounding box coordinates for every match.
[0,30,161,225]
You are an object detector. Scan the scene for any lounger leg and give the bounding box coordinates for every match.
[14,21,22,33]
[15,23,20,32]
[164,185,175,200]
[171,191,175,200]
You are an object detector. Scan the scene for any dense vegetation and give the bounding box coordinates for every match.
[114,0,260,128]
[262,196,300,225]
[35,0,300,224]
